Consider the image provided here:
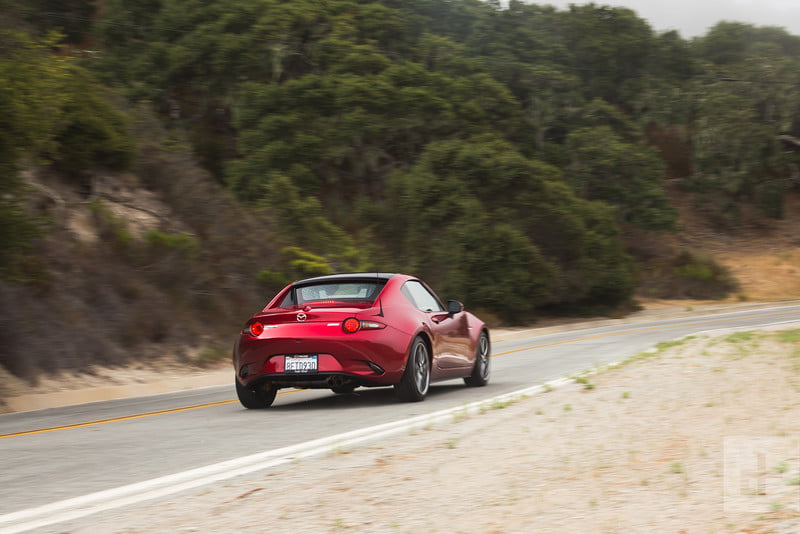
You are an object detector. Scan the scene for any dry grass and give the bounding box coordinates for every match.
[637,189,800,305]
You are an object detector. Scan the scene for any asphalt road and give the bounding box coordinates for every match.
[2,302,799,532]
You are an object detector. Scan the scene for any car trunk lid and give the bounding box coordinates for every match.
[252,304,381,326]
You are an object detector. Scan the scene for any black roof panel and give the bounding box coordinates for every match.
[294,273,400,286]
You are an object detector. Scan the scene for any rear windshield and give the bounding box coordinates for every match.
[280,280,386,307]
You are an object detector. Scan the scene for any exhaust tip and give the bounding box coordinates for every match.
[328,375,346,388]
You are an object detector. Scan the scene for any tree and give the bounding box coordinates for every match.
[20,0,96,43]
[686,29,800,218]
[371,136,637,319]
[0,31,69,276]
[566,126,676,231]
[48,67,135,178]
[0,30,135,276]
[558,3,655,105]
[227,58,521,209]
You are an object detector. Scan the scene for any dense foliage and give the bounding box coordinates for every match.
[3,0,800,378]
[0,28,135,279]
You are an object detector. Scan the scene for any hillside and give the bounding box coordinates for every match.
[3,1,800,383]
[1,191,798,413]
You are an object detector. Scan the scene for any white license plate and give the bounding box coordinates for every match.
[285,355,318,373]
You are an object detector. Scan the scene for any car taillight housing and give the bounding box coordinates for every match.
[249,322,264,337]
[342,318,360,333]
[342,318,386,334]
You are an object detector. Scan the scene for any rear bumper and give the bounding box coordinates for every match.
[243,371,389,391]
[233,326,410,389]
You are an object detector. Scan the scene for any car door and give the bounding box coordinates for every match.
[401,280,470,373]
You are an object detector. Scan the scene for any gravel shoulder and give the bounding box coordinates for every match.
[67,325,800,534]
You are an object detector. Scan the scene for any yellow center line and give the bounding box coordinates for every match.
[4,309,798,440]
[0,389,303,440]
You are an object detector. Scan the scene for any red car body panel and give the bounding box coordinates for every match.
[233,273,488,392]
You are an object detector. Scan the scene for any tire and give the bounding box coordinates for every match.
[395,337,431,402]
[464,331,490,387]
[236,380,277,409]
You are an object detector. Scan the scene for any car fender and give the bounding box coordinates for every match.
[465,313,488,357]
[402,326,433,368]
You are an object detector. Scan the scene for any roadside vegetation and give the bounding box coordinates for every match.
[1,0,800,380]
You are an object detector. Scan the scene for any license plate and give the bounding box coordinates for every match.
[285,355,318,373]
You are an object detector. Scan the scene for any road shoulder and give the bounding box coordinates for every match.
[63,326,800,533]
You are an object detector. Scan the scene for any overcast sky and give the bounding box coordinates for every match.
[533,0,800,37]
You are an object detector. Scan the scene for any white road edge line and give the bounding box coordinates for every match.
[4,318,800,534]
[0,378,572,534]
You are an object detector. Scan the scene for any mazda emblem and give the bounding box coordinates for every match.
[296,312,307,322]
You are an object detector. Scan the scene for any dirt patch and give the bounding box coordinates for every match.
[67,329,800,533]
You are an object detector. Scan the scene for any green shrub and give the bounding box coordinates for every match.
[282,247,333,279]
[672,262,713,282]
[0,198,43,280]
[145,230,198,259]
[89,200,135,252]
[256,269,290,294]
[254,248,333,296]
[640,248,738,300]
[48,67,136,178]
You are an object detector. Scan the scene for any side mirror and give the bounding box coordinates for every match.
[447,300,464,316]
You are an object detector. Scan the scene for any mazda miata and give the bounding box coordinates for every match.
[233,273,490,408]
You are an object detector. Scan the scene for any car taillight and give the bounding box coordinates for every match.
[342,318,386,333]
[342,318,360,333]
[249,322,264,336]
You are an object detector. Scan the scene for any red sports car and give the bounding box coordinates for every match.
[233,273,490,408]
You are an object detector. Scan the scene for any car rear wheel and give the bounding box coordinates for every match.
[464,331,490,387]
[395,336,430,402]
[236,380,277,409]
